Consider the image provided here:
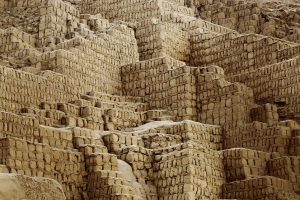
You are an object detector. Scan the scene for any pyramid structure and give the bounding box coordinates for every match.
[0,0,300,199]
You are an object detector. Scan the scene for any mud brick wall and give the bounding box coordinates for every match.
[5,0,51,7]
[103,132,143,154]
[193,0,261,32]
[84,23,139,66]
[0,59,134,113]
[118,147,156,200]
[38,0,80,45]
[1,0,80,46]
[0,109,104,149]
[85,153,118,172]
[158,121,222,150]
[223,148,271,182]
[0,28,39,63]
[229,57,300,101]
[135,19,165,61]
[122,57,197,121]
[86,98,147,113]
[278,45,300,62]
[250,103,279,125]
[1,0,300,199]
[136,17,236,63]
[147,66,196,120]
[190,0,300,43]
[136,20,191,62]
[121,120,222,150]
[0,27,36,48]
[119,146,154,183]
[222,148,300,199]
[187,18,238,35]
[39,126,73,149]
[290,137,300,156]
[0,137,86,199]
[0,111,39,141]
[81,14,110,33]
[40,49,122,95]
[103,109,147,130]
[191,33,280,77]
[22,105,67,127]
[190,31,235,59]
[0,23,139,112]
[85,91,145,104]
[47,23,138,94]
[103,121,224,199]
[103,146,152,199]
[224,121,292,154]
[3,111,78,149]
[123,58,256,125]
[0,65,78,112]
[56,95,147,131]
[153,143,225,200]
[81,0,194,22]
[195,66,255,128]
[72,127,105,149]
[279,121,300,156]
[80,0,109,16]
[229,56,300,115]
[222,176,300,200]
[87,170,144,200]
[58,103,81,117]
[155,23,191,62]
[268,156,300,192]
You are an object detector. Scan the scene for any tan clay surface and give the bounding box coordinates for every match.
[0,0,299,199]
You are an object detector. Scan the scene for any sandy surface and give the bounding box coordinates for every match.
[0,173,66,200]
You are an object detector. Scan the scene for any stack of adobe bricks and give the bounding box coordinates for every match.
[0,136,86,199]
[135,19,191,62]
[104,120,224,200]
[222,148,300,199]
[190,0,300,43]
[0,0,299,199]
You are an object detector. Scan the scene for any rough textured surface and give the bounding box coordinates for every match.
[0,173,66,200]
[0,0,299,199]
[196,0,300,42]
